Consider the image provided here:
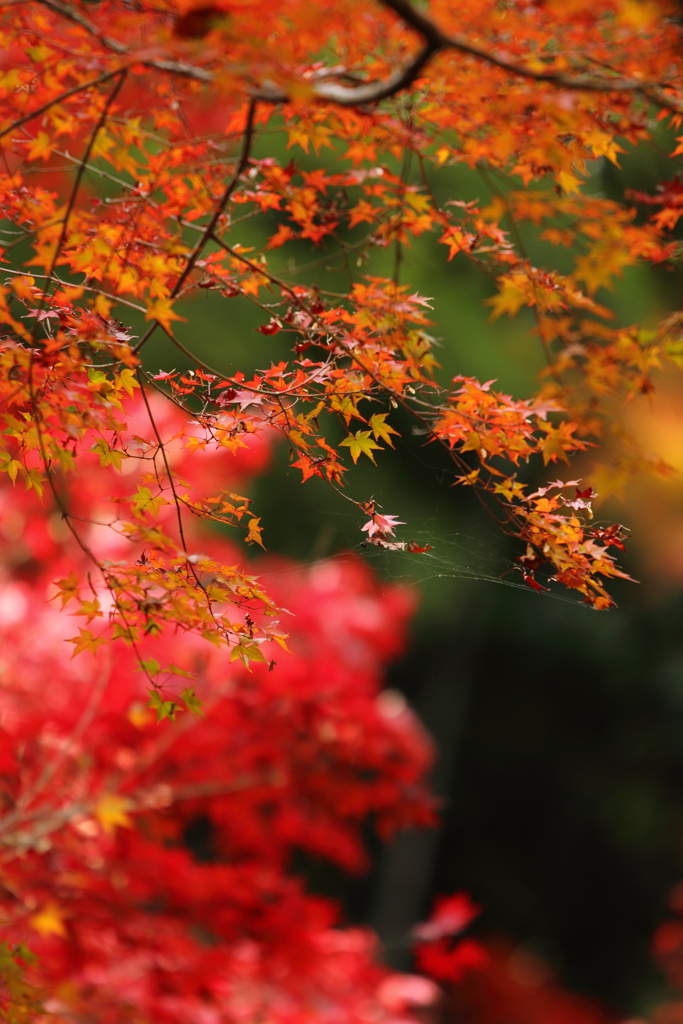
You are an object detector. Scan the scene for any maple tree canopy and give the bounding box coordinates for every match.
[1,0,683,1019]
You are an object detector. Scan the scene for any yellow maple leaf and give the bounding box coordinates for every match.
[246,516,265,548]
[110,145,142,177]
[131,485,168,518]
[66,628,107,658]
[485,275,531,320]
[27,131,54,162]
[93,293,113,318]
[53,570,79,608]
[240,273,266,298]
[30,903,66,937]
[574,248,632,295]
[493,478,527,501]
[537,422,584,464]
[556,169,585,195]
[114,368,140,398]
[340,430,383,464]
[369,413,400,447]
[286,123,333,155]
[145,297,187,333]
[583,128,625,167]
[94,794,133,835]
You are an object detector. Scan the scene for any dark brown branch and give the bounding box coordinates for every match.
[38,69,128,305]
[377,0,683,112]
[32,0,128,54]
[0,68,126,141]
[133,97,257,354]
[34,0,683,114]
[254,40,437,105]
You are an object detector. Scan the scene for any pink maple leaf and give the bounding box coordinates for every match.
[362,514,405,539]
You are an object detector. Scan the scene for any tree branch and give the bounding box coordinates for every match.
[0,68,126,141]
[377,0,683,112]
[32,0,683,113]
[132,97,258,354]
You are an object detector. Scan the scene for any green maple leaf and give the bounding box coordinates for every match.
[180,686,204,716]
[340,430,382,464]
[91,438,126,471]
[139,658,161,676]
[132,486,168,518]
[24,468,44,498]
[0,452,22,484]
[147,690,178,722]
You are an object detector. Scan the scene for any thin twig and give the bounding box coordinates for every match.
[133,97,258,354]
[34,0,683,114]
[0,68,127,141]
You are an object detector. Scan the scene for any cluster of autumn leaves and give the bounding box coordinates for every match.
[1,0,683,1015]
[1,0,681,641]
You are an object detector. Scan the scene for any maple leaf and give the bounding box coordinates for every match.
[348,200,378,228]
[537,421,587,464]
[147,691,179,722]
[438,225,473,260]
[0,452,22,484]
[556,170,585,195]
[493,478,526,501]
[574,249,632,294]
[286,123,334,155]
[139,658,161,676]
[229,638,269,666]
[362,513,405,539]
[145,298,187,333]
[26,131,54,162]
[67,628,107,658]
[340,430,383,464]
[246,517,265,547]
[91,439,127,470]
[75,597,103,623]
[11,276,36,302]
[181,686,204,716]
[369,413,400,447]
[266,224,295,249]
[291,454,324,481]
[24,469,44,499]
[94,795,133,835]
[53,570,79,607]
[485,275,531,320]
[256,318,281,335]
[131,486,168,518]
[456,469,480,486]
[114,368,140,397]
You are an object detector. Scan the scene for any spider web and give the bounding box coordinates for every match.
[256,509,588,608]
